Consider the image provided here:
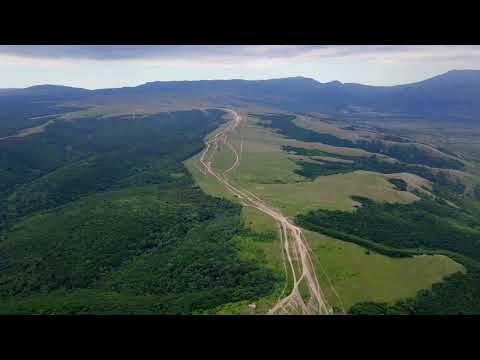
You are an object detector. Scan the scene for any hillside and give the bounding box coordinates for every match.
[1,70,480,315]
[0,109,279,314]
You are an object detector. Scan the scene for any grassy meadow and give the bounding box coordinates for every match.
[185,111,465,312]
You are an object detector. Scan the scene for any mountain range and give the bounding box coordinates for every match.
[1,69,480,121]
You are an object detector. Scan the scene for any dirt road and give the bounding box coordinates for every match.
[199,109,333,315]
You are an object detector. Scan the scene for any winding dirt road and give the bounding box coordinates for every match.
[199,109,333,315]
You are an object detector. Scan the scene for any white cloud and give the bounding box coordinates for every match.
[0,45,479,88]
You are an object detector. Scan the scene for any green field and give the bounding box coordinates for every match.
[308,231,465,311]
[241,171,419,217]
[188,115,418,216]
[185,111,465,313]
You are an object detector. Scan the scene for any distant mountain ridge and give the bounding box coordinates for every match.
[0,84,91,99]
[1,70,480,120]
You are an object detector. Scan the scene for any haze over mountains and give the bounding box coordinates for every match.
[1,70,480,121]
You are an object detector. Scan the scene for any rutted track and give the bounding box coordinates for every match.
[198,109,333,315]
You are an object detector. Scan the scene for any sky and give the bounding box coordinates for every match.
[1,45,480,89]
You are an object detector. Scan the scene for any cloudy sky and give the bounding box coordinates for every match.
[1,45,479,89]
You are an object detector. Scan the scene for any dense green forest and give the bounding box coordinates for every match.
[0,96,82,137]
[298,196,480,262]
[0,109,278,314]
[253,113,464,170]
[0,110,225,226]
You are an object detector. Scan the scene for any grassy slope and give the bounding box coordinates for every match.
[185,111,463,312]
[195,115,418,215]
[307,231,464,310]
[243,171,418,217]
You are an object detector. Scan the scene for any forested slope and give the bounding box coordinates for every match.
[0,109,277,314]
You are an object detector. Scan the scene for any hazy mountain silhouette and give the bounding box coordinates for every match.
[1,70,480,120]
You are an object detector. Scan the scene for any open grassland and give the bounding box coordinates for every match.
[186,110,465,313]
[242,170,419,217]
[191,113,416,214]
[185,155,238,202]
[294,116,363,141]
[307,231,465,311]
[234,116,419,215]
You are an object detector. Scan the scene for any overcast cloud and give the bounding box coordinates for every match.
[1,45,480,62]
[0,45,479,89]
